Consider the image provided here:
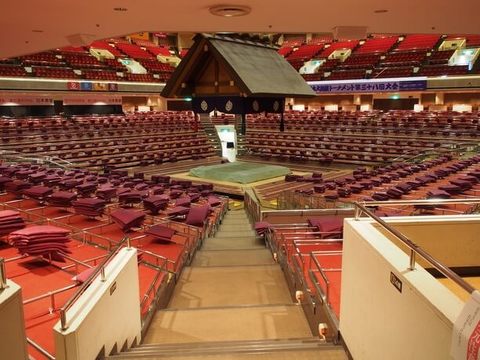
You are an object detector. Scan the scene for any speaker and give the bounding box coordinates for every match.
[333,26,368,41]
[66,33,96,46]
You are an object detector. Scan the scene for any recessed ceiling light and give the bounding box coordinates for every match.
[209,5,251,17]
[374,9,388,13]
[113,7,128,12]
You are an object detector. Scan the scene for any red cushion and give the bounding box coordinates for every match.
[73,267,97,284]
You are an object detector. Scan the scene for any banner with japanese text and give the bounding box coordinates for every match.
[311,80,427,93]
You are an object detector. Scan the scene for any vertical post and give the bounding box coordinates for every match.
[0,258,7,290]
[354,205,362,220]
[50,292,56,313]
[100,267,106,282]
[280,112,285,132]
[60,310,67,330]
[241,113,246,136]
[193,112,199,132]
[409,250,416,270]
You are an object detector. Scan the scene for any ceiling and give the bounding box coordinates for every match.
[1,0,480,58]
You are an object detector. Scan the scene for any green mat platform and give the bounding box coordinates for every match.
[189,162,291,184]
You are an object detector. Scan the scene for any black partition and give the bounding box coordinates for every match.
[63,105,123,115]
[373,98,419,110]
[0,106,55,117]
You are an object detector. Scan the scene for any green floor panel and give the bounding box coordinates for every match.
[189,162,291,184]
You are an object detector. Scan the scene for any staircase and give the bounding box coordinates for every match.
[199,114,222,156]
[236,133,248,156]
[107,209,347,359]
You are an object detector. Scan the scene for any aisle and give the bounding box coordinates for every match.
[110,208,347,359]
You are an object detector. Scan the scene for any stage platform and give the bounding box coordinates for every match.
[151,160,346,201]
[173,168,306,198]
[189,162,291,184]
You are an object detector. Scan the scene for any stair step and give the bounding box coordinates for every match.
[142,304,312,345]
[167,265,290,308]
[217,223,251,230]
[222,217,250,222]
[192,249,275,267]
[107,338,342,358]
[214,231,255,237]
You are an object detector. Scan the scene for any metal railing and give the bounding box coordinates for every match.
[244,188,261,223]
[354,200,477,295]
[0,150,72,169]
[27,338,55,360]
[59,236,131,331]
[23,284,78,311]
[308,251,342,309]
[0,257,57,359]
[357,198,480,209]
[0,258,7,290]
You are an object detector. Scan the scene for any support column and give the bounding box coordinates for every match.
[193,112,199,132]
[280,112,285,132]
[241,113,246,135]
[435,93,445,105]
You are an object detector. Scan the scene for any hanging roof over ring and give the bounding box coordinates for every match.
[161,33,315,98]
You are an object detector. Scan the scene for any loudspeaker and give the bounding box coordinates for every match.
[333,26,368,41]
[66,33,97,46]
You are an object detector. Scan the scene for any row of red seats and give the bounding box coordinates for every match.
[395,34,441,51]
[116,43,156,60]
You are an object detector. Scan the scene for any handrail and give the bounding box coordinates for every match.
[282,231,342,238]
[244,189,261,223]
[354,202,476,294]
[27,337,55,360]
[59,236,131,330]
[261,207,354,217]
[293,238,343,244]
[311,255,331,303]
[0,258,7,290]
[23,284,77,306]
[359,198,480,208]
[310,251,343,306]
[137,249,176,274]
[390,147,437,163]
[140,267,165,309]
[0,150,72,169]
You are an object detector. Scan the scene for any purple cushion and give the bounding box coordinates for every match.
[449,179,472,190]
[146,224,176,241]
[254,221,272,236]
[207,196,222,207]
[175,197,191,208]
[185,205,210,227]
[438,184,462,194]
[166,206,190,216]
[372,192,390,201]
[110,209,145,231]
[23,186,53,199]
[307,217,343,238]
[427,190,451,199]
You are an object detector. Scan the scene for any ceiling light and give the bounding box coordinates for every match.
[113,7,128,12]
[209,5,251,17]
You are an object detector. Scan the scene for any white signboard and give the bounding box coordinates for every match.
[451,290,480,360]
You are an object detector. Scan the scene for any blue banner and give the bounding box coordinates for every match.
[311,80,427,93]
[80,82,93,91]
